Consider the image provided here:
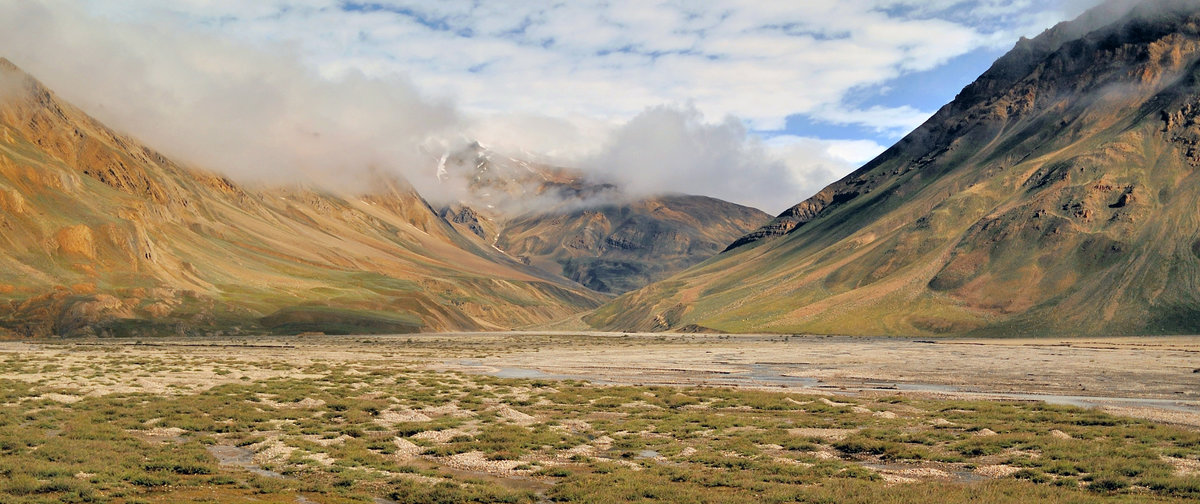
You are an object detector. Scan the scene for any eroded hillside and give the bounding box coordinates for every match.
[590,0,1200,336]
[0,59,603,337]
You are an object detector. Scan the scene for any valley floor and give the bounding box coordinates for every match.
[0,333,1197,503]
[435,333,1200,427]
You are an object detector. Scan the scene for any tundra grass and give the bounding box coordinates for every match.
[0,348,1196,503]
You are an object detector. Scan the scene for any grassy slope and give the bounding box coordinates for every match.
[589,4,1200,336]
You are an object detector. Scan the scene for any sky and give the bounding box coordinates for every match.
[0,0,1109,213]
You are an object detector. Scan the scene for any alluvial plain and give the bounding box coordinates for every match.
[0,333,1197,503]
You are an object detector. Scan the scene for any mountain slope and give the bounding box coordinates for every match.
[0,59,603,337]
[589,0,1200,336]
[498,194,770,293]
[434,144,770,293]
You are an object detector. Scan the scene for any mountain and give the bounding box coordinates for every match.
[498,194,770,293]
[433,143,770,293]
[589,0,1200,336]
[0,59,604,337]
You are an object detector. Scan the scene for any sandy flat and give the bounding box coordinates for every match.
[3,333,1196,427]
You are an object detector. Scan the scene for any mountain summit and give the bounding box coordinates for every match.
[433,142,770,294]
[590,0,1200,336]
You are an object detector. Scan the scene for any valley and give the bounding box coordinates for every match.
[3,1,1200,504]
[0,59,768,338]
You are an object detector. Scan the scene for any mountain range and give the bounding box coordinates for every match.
[0,58,763,337]
[7,0,1200,339]
[589,0,1200,337]
[433,143,769,294]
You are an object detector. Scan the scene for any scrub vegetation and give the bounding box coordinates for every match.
[0,342,1197,503]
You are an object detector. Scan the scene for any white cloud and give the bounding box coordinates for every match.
[762,135,888,210]
[584,105,784,208]
[782,137,890,168]
[0,0,1101,214]
[464,113,615,163]
[812,105,936,137]
[72,0,1093,133]
[582,107,888,214]
[0,0,459,196]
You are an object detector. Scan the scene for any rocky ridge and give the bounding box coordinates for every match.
[590,0,1200,336]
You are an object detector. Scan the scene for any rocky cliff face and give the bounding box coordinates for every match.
[0,60,603,337]
[591,0,1200,336]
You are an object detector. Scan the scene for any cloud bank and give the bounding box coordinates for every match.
[80,0,1097,133]
[580,106,885,213]
[0,1,463,194]
[0,1,1102,213]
